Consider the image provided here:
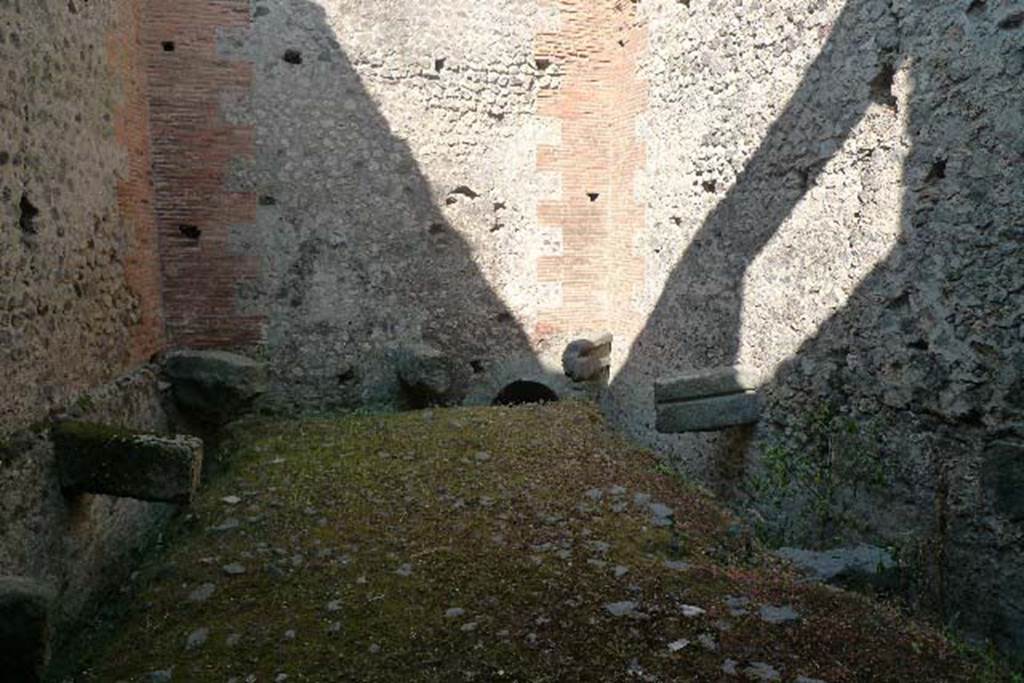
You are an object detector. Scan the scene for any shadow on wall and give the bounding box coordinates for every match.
[609,0,1023,652]
[239,0,545,409]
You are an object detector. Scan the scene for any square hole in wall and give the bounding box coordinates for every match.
[162,41,175,52]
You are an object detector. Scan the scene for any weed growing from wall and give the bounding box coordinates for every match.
[747,402,892,546]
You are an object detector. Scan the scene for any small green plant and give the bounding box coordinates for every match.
[748,402,891,545]
[75,393,96,414]
[945,626,1024,682]
[653,459,675,478]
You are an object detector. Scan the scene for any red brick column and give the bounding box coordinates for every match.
[606,15,648,352]
[533,1,647,349]
[144,0,261,349]
[108,0,165,364]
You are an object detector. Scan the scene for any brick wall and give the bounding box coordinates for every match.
[605,12,648,364]
[143,0,261,350]
[110,0,165,364]
[533,0,647,351]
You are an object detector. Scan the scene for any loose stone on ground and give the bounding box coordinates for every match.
[605,601,637,617]
[760,605,801,625]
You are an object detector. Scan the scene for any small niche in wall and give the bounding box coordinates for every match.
[18,195,39,234]
[434,57,446,73]
[535,58,552,71]
[870,63,898,110]
[797,167,811,191]
[162,41,175,52]
[337,365,357,385]
[587,192,600,202]
[283,49,303,65]
[998,11,1024,29]
[924,158,947,184]
[178,224,202,240]
[446,185,480,204]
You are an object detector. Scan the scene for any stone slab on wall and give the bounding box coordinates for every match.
[0,367,174,637]
[0,0,163,438]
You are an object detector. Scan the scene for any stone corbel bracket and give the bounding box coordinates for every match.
[52,422,204,505]
[562,333,613,382]
[654,366,763,433]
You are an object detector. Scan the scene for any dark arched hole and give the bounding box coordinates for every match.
[492,381,559,406]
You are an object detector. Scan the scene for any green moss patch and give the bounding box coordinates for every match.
[52,421,202,505]
[55,402,1001,682]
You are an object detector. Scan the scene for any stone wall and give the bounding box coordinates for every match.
[0,0,173,642]
[145,0,659,410]
[0,0,164,438]
[5,0,1019,655]
[607,0,1024,652]
[216,0,560,408]
[133,1,1022,647]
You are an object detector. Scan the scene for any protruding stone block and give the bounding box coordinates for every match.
[655,366,762,433]
[397,343,456,406]
[562,333,612,382]
[0,577,55,683]
[774,545,898,591]
[656,392,761,433]
[163,350,268,423]
[654,366,762,404]
[53,422,203,505]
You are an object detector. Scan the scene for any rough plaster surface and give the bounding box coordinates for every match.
[0,0,162,438]
[606,0,1024,651]
[0,368,173,637]
[224,0,557,409]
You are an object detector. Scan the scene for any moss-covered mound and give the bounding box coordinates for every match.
[56,402,1002,682]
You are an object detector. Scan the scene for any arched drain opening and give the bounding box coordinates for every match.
[492,381,559,406]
